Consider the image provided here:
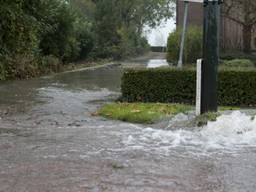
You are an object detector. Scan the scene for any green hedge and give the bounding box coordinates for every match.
[121,69,256,106]
[220,51,256,65]
[221,59,255,68]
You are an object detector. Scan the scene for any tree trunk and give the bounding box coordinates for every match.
[243,25,252,53]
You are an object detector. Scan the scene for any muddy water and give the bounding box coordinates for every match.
[1,60,256,192]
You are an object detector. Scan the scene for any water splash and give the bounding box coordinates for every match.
[201,111,256,147]
[123,111,256,153]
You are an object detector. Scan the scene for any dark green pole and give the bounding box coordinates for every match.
[201,0,221,114]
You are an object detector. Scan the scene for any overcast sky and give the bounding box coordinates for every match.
[145,18,176,47]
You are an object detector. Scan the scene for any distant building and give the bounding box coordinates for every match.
[176,1,256,52]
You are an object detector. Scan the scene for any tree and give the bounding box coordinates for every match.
[92,0,174,58]
[223,0,256,53]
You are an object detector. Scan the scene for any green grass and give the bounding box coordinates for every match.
[98,103,192,124]
[195,107,241,126]
[219,106,240,111]
[195,112,220,127]
[98,102,241,125]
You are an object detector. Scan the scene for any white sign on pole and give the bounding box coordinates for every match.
[196,59,202,115]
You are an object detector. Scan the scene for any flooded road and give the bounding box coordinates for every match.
[1,55,256,192]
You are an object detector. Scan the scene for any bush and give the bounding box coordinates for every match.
[2,54,40,80]
[91,26,150,60]
[39,55,62,74]
[167,26,203,64]
[38,2,80,62]
[76,23,94,60]
[222,59,255,68]
[0,0,96,80]
[121,68,256,107]
[220,51,256,64]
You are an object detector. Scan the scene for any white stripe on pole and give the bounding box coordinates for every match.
[196,59,202,115]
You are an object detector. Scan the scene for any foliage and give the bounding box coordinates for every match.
[0,0,39,80]
[220,51,256,65]
[39,55,62,74]
[0,0,95,80]
[98,102,191,124]
[0,0,174,80]
[37,1,93,62]
[121,68,256,106]
[38,2,77,61]
[222,59,255,68]
[70,0,95,20]
[167,26,203,64]
[0,0,39,55]
[92,0,173,59]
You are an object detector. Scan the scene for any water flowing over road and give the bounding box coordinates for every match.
[1,54,256,192]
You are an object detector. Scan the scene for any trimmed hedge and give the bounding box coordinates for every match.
[121,69,256,107]
[220,51,256,65]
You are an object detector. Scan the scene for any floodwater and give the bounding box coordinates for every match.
[147,59,169,68]
[1,56,256,192]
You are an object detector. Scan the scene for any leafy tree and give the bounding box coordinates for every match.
[0,0,94,79]
[93,0,174,58]
[0,0,39,55]
[0,0,175,79]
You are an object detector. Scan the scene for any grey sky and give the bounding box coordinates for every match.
[145,18,176,46]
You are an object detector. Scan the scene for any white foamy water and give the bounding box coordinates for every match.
[123,111,256,153]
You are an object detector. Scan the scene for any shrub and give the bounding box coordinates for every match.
[91,26,150,60]
[0,0,95,80]
[75,23,94,60]
[167,26,203,64]
[121,68,256,107]
[2,54,40,80]
[39,55,61,74]
[222,59,255,68]
[220,51,256,65]
[38,3,80,62]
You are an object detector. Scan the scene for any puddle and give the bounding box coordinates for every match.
[147,59,169,68]
[1,58,256,191]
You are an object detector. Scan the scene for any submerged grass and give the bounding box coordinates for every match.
[98,102,241,125]
[195,112,220,127]
[98,103,192,124]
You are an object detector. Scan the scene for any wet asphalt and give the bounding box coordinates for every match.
[0,53,256,192]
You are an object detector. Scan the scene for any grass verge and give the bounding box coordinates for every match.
[98,103,192,124]
[195,112,220,127]
[97,103,241,125]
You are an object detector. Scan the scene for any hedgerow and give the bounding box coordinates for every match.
[121,68,256,106]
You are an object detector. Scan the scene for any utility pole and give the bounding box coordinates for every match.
[201,0,221,113]
[179,0,221,114]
